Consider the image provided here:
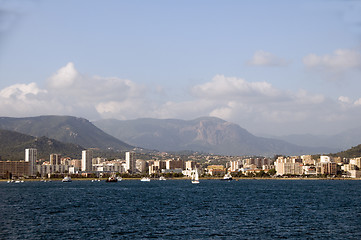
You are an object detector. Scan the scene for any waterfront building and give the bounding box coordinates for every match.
[303,166,317,175]
[125,151,136,174]
[274,157,303,176]
[166,159,184,170]
[136,159,147,173]
[25,148,37,176]
[318,162,337,175]
[36,164,70,177]
[349,170,361,178]
[81,150,93,171]
[70,159,81,168]
[149,160,166,175]
[301,155,316,165]
[94,161,124,173]
[207,165,225,176]
[230,160,242,172]
[0,161,30,178]
[50,154,62,165]
[61,157,72,165]
[185,160,196,170]
[92,157,107,165]
[68,166,79,174]
[320,155,332,163]
[349,157,361,169]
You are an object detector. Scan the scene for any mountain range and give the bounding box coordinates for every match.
[0,129,83,160]
[0,115,352,157]
[0,116,131,151]
[273,128,361,151]
[93,117,337,156]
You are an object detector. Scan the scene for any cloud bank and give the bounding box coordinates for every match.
[248,50,290,67]
[1,62,361,135]
[303,49,361,73]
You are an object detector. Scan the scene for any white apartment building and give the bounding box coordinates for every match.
[82,150,93,171]
[125,152,136,174]
[274,157,303,176]
[25,148,37,176]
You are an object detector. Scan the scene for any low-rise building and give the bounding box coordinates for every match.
[0,161,30,178]
[207,165,225,176]
[274,156,303,176]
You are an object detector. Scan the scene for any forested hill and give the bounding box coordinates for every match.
[0,115,132,150]
[0,129,83,161]
[333,144,361,158]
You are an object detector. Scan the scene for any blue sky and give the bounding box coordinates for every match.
[1,0,361,136]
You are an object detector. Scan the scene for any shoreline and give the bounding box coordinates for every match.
[1,177,361,182]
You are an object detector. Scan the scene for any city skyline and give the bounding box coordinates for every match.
[1,0,361,136]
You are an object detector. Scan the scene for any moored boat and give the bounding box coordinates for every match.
[191,169,200,184]
[159,176,166,181]
[141,177,151,182]
[222,173,233,181]
[62,176,72,182]
[106,176,118,182]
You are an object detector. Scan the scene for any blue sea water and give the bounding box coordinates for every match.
[1,179,361,240]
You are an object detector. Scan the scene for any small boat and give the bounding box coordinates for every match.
[141,177,151,182]
[106,176,118,182]
[159,176,166,181]
[117,177,122,181]
[222,173,233,181]
[192,169,200,184]
[62,176,72,182]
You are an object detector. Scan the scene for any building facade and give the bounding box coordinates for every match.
[125,152,136,174]
[81,150,93,171]
[25,148,37,176]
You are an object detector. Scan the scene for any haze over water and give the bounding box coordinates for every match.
[1,180,361,239]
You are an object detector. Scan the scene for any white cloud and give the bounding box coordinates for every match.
[2,62,361,136]
[338,96,351,104]
[191,75,280,99]
[303,49,361,72]
[47,62,79,89]
[0,62,148,119]
[354,98,361,106]
[0,82,47,100]
[248,50,290,67]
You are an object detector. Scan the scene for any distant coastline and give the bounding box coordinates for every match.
[2,177,361,182]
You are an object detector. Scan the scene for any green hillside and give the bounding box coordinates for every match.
[333,144,361,158]
[0,129,83,161]
[0,115,132,150]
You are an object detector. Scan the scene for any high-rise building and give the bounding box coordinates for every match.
[125,152,136,174]
[185,161,196,170]
[25,148,37,176]
[81,150,92,171]
[50,154,62,165]
[166,159,184,170]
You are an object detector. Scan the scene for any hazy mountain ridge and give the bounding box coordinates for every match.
[273,127,361,151]
[0,116,132,150]
[93,117,336,156]
[0,129,83,160]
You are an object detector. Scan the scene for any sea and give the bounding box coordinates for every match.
[1,179,361,240]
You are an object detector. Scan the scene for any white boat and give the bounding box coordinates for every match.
[192,169,200,184]
[140,177,151,182]
[106,176,118,182]
[62,176,72,182]
[117,177,122,181]
[159,176,166,181]
[222,173,233,181]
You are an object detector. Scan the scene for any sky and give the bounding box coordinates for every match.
[1,0,361,136]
